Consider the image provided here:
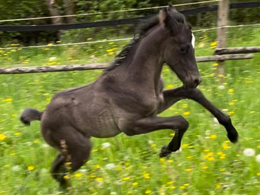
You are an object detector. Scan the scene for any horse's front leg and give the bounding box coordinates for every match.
[119,116,189,157]
[158,87,239,143]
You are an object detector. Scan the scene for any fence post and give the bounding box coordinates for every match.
[217,0,229,83]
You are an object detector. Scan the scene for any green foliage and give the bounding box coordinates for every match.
[0,0,259,44]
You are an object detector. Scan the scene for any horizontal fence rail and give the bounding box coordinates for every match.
[215,47,260,55]
[0,2,259,32]
[0,54,253,74]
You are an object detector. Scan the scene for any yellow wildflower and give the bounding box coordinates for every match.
[183,104,188,108]
[257,173,260,176]
[210,134,217,139]
[213,62,218,67]
[229,111,235,115]
[143,173,150,179]
[171,186,176,189]
[145,190,151,194]
[0,134,6,141]
[167,84,174,89]
[2,98,12,102]
[151,143,157,148]
[211,41,218,49]
[228,89,234,94]
[123,177,130,181]
[222,143,230,149]
[94,164,100,169]
[27,166,35,171]
[180,186,186,190]
[132,182,138,186]
[96,177,103,181]
[167,181,175,185]
[202,166,208,169]
[184,111,190,116]
[185,168,192,172]
[208,157,215,161]
[64,175,70,179]
[75,173,82,178]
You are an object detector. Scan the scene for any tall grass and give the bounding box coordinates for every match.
[0,28,260,195]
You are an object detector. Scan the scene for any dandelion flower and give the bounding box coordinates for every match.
[123,177,130,181]
[228,89,234,94]
[64,175,70,180]
[257,173,260,176]
[145,190,151,194]
[132,182,138,186]
[143,173,150,179]
[75,173,83,178]
[96,177,103,181]
[14,132,20,136]
[27,166,35,171]
[210,134,217,139]
[216,184,221,189]
[243,148,255,156]
[167,84,174,89]
[0,134,6,141]
[3,98,12,102]
[184,111,190,116]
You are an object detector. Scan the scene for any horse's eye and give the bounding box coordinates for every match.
[180,45,190,54]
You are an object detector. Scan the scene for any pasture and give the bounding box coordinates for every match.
[0,28,260,195]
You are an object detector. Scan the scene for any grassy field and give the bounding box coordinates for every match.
[0,27,260,195]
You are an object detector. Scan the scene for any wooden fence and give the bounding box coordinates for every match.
[0,0,260,75]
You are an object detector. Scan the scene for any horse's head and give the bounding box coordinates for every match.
[159,5,201,88]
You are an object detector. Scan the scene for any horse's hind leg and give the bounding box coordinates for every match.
[51,154,71,190]
[44,127,92,190]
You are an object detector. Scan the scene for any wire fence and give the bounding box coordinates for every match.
[0,23,259,51]
[0,0,219,23]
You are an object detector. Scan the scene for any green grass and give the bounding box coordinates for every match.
[0,28,260,195]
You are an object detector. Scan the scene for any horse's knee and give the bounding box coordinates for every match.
[177,116,189,131]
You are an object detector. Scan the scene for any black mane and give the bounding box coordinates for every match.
[104,10,186,73]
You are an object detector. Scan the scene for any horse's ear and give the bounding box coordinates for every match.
[168,4,175,11]
[159,7,179,35]
[159,8,168,28]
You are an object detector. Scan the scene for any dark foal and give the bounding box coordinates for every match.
[20,5,238,190]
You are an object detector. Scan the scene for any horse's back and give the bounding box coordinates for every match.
[41,82,121,138]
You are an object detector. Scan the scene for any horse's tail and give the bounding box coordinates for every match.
[20,108,43,126]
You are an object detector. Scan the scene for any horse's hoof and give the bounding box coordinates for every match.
[228,131,239,143]
[159,146,172,158]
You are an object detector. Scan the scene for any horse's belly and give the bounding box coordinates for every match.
[80,109,122,138]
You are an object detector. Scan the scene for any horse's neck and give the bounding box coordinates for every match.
[126,26,165,88]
